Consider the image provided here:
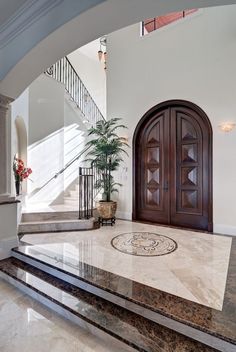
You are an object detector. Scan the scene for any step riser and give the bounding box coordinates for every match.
[19,223,93,233]
[0,271,136,352]
[11,250,234,352]
[64,199,79,209]
[69,190,78,197]
[22,211,80,222]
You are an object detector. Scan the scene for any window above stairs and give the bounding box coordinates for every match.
[142,9,198,35]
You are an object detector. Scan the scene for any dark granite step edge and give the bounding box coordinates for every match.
[0,259,146,352]
[11,246,236,347]
[0,257,220,352]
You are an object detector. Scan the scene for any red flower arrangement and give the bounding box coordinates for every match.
[13,156,32,182]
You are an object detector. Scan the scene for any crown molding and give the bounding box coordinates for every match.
[0,0,63,49]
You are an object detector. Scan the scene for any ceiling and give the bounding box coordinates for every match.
[0,0,28,27]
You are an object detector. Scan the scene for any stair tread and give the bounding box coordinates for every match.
[0,257,217,352]
[22,210,79,215]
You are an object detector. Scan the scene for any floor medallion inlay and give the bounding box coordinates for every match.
[111,232,177,256]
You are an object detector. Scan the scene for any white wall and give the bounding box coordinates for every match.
[27,75,65,203]
[11,74,88,207]
[63,96,87,196]
[11,88,29,195]
[28,75,64,145]
[107,5,236,235]
[68,39,107,118]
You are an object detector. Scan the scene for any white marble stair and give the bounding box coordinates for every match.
[19,210,96,234]
[18,218,95,234]
[22,210,79,222]
[62,180,79,208]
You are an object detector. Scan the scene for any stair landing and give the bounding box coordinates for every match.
[19,210,96,234]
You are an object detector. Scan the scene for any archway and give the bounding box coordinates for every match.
[0,0,234,99]
[133,100,213,231]
[15,116,28,194]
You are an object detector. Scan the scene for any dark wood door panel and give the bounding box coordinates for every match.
[170,106,211,230]
[133,101,212,231]
[136,109,170,224]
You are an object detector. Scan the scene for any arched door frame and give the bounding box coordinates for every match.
[132,99,213,231]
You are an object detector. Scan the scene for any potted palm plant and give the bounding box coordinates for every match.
[86,118,128,221]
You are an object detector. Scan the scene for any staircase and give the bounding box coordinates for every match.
[0,247,229,352]
[63,180,80,208]
[22,56,104,233]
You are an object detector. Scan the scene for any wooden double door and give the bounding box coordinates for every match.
[133,101,212,231]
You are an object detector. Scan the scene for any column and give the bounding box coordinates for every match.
[0,94,13,201]
[0,94,19,259]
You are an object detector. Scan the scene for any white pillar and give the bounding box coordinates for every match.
[0,94,19,258]
[0,94,14,201]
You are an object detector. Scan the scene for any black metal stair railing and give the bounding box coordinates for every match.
[45,56,105,125]
[78,167,93,219]
[78,166,102,219]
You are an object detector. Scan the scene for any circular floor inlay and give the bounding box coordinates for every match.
[111,232,177,256]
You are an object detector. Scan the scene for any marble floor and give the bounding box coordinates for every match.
[0,279,133,352]
[21,220,232,310]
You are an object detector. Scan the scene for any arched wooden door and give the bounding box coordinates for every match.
[133,100,213,231]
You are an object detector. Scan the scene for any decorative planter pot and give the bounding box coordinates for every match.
[15,180,21,196]
[96,201,117,219]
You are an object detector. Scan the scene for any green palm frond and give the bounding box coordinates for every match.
[84,118,129,201]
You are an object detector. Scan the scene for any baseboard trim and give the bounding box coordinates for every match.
[116,211,132,221]
[116,215,236,237]
[214,224,236,237]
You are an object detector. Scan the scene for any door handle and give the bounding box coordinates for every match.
[163,180,169,191]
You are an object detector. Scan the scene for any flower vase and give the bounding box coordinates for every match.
[15,180,21,196]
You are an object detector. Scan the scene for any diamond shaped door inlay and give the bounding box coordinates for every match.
[147,189,160,205]
[181,167,197,186]
[182,119,197,140]
[147,122,160,144]
[181,190,197,208]
[147,159,159,173]
[147,169,160,183]
[147,179,159,193]
[182,144,197,163]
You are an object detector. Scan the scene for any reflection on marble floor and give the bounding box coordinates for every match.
[21,220,232,310]
[0,279,132,352]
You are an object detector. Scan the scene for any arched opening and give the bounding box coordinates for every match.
[15,116,28,194]
[133,100,213,231]
[0,0,233,99]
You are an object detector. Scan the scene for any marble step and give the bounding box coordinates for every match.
[68,189,78,197]
[22,210,80,222]
[11,245,236,352]
[18,218,95,234]
[0,257,218,352]
[63,197,79,206]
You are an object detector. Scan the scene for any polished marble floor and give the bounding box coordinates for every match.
[0,279,133,352]
[21,220,232,310]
